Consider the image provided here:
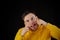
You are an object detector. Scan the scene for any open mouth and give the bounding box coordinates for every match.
[33,23,37,26]
[29,23,38,31]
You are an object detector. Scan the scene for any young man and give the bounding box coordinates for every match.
[14,10,60,40]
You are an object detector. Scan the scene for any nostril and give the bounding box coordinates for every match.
[34,24,36,25]
[31,26,32,27]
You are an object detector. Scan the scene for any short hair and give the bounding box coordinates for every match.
[21,10,37,20]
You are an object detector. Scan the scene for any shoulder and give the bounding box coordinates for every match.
[17,27,24,32]
[16,27,25,34]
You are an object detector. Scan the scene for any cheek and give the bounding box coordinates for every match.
[25,22,27,25]
[25,22,30,26]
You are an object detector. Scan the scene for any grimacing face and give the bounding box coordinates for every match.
[24,13,38,31]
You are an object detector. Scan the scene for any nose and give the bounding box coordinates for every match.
[29,20,34,25]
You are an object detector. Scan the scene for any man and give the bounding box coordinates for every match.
[14,10,60,40]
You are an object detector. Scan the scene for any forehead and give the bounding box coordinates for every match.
[24,13,36,20]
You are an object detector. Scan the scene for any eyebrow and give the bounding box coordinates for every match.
[25,15,35,21]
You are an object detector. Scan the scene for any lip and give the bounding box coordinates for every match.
[34,24,38,28]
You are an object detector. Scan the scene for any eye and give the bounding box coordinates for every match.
[31,17,33,21]
[26,20,29,22]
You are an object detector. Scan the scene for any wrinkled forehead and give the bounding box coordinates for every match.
[24,13,36,21]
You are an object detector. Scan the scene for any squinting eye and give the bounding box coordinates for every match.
[26,20,29,22]
[31,17,33,20]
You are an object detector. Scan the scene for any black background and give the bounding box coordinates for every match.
[3,0,60,40]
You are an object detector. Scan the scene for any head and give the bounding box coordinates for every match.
[21,10,39,31]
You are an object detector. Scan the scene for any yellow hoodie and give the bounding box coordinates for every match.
[14,23,60,40]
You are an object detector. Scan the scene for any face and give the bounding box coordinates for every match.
[24,13,38,31]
